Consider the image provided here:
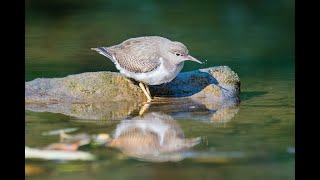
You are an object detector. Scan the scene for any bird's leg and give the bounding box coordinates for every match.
[145,84,151,97]
[139,82,152,101]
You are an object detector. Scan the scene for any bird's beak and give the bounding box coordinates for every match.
[186,55,203,64]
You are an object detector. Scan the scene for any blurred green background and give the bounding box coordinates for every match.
[25,0,294,81]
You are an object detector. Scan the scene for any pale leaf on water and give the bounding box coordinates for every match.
[25,146,95,161]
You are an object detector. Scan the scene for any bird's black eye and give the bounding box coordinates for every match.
[175,53,181,56]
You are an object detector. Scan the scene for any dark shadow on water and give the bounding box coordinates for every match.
[240,91,268,101]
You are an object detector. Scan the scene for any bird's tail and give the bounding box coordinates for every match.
[91,47,116,63]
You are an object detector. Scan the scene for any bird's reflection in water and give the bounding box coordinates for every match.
[106,112,201,162]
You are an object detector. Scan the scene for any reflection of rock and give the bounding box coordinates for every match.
[25,66,240,104]
[140,97,240,123]
[106,112,201,162]
[25,96,240,123]
[210,103,239,123]
[25,101,140,120]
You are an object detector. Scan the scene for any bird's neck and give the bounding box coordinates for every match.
[163,60,184,73]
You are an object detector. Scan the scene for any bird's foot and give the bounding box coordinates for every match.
[139,82,152,101]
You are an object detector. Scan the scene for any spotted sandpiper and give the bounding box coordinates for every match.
[91,36,203,101]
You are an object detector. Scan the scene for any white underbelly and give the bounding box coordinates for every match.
[116,61,184,85]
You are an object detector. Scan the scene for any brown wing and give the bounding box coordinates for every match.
[107,38,162,73]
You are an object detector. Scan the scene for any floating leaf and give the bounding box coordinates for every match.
[25,146,95,161]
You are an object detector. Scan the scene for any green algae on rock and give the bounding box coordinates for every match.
[25,72,146,104]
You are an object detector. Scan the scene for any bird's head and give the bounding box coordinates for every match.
[165,41,203,65]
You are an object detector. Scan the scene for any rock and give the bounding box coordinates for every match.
[25,66,240,122]
[25,72,146,104]
[25,66,240,104]
[151,66,240,100]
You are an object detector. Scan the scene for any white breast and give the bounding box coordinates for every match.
[115,57,184,85]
